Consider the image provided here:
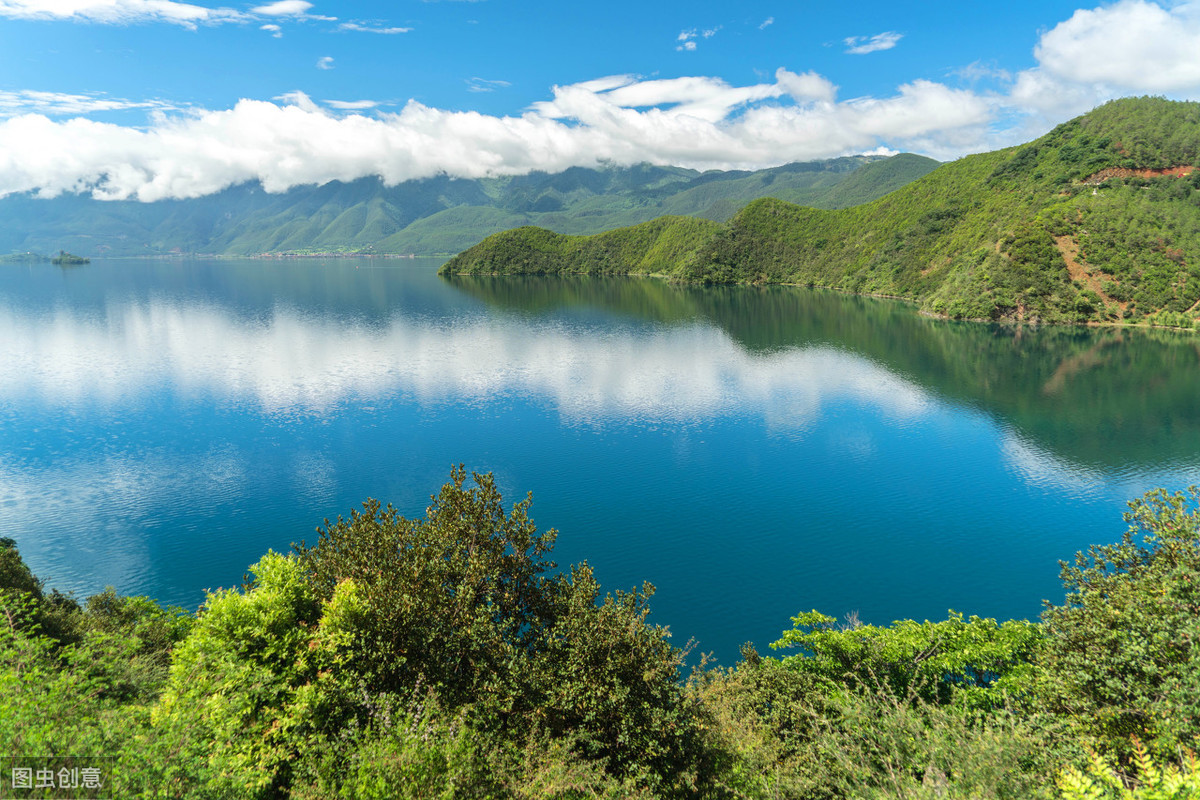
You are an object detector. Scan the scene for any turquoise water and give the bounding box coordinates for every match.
[2,257,1199,665]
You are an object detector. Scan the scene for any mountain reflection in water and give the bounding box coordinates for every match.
[1,258,1196,665]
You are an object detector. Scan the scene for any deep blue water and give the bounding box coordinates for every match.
[2,257,1199,665]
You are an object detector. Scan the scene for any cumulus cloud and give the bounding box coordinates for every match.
[260,22,281,37]
[844,31,903,54]
[0,0,245,26]
[0,70,997,202]
[1006,0,1200,121]
[19,2,1200,204]
[248,0,331,19]
[1034,0,1200,90]
[251,0,310,14]
[4,1,1200,206]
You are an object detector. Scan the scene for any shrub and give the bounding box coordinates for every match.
[1036,488,1200,758]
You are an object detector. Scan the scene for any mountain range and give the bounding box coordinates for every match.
[0,154,937,259]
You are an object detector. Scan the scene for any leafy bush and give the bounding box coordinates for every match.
[1058,738,1200,800]
[1036,487,1200,758]
[771,609,1040,709]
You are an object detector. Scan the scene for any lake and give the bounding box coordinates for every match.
[2,256,1199,665]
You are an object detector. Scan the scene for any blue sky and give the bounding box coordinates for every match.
[1,0,1199,200]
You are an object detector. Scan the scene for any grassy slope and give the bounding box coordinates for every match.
[444,98,1200,326]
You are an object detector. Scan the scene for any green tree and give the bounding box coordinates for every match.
[296,466,561,712]
[147,551,323,798]
[297,466,713,794]
[771,609,1041,708]
[146,467,714,796]
[0,537,81,644]
[1036,487,1200,758]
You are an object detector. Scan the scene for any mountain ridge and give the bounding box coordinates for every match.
[442,97,1200,328]
[0,154,938,258]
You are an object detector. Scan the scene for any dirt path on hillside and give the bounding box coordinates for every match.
[1054,234,1125,311]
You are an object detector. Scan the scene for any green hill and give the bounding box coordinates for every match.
[443,97,1200,327]
[0,154,937,258]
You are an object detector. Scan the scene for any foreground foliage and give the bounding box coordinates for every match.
[1,472,1198,797]
[1058,739,1200,800]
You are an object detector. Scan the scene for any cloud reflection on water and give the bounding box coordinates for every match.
[0,298,937,429]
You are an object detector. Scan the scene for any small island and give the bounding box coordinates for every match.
[51,250,90,265]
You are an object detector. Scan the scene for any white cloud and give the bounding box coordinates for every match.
[0,0,245,26]
[1002,1,1200,127]
[676,26,720,51]
[316,56,334,70]
[539,74,784,123]
[251,0,309,15]
[252,0,333,21]
[324,99,379,110]
[338,21,410,33]
[953,61,1012,84]
[844,31,903,55]
[466,77,511,93]
[0,70,999,201]
[24,0,1200,204]
[0,0,340,26]
[0,89,177,117]
[1034,0,1200,91]
[774,69,837,105]
[759,16,774,30]
[272,91,323,113]
[260,22,281,37]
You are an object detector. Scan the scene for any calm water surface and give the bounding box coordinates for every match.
[3,257,1199,665]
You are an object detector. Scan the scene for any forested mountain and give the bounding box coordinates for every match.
[0,154,937,258]
[444,97,1200,328]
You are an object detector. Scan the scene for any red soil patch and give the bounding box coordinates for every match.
[1083,165,1196,184]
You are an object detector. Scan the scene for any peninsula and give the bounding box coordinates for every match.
[443,97,1200,328]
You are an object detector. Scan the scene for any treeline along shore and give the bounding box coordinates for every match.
[443,98,1200,332]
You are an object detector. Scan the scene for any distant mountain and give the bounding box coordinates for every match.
[0,155,938,258]
[444,97,1200,328]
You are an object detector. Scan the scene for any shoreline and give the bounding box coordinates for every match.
[440,267,1200,335]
